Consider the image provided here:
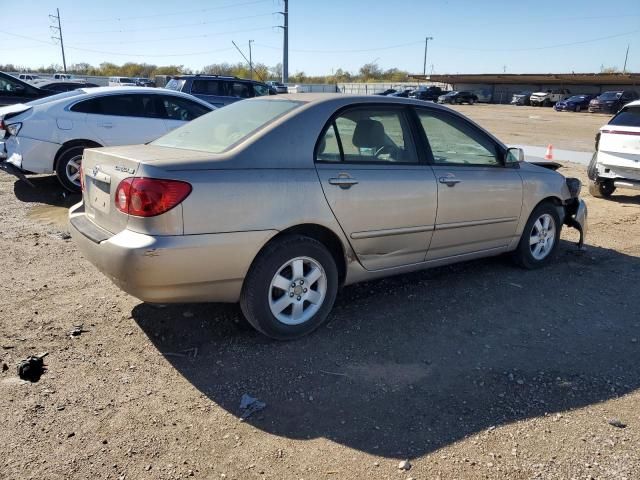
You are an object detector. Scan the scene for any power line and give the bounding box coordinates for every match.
[68,12,276,35]
[75,26,275,46]
[64,0,272,24]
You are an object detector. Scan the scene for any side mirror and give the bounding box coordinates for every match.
[505,147,524,165]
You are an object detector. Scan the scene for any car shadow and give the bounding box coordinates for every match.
[13,176,80,208]
[607,193,640,206]
[132,241,640,459]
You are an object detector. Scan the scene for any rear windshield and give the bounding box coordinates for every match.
[165,79,185,91]
[609,106,640,127]
[118,78,135,83]
[27,90,83,106]
[151,99,303,153]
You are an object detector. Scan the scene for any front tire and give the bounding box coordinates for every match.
[513,203,562,269]
[55,145,86,192]
[240,235,339,340]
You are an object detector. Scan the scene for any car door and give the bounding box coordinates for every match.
[315,105,438,270]
[414,108,523,260]
[157,94,212,132]
[76,93,168,146]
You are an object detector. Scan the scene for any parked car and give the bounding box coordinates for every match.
[34,80,100,93]
[375,88,397,96]
[389,89,414,98]
[510,91,532,106]
[108,77,137,87]
[437,91,478,104]
[588,90,639,114]
[473,89,493,103]
[410,86,446,102]
[587,100,640,198]
[68,94,587,340]
[530,89,571,107]
[18,74,41,82]
[0,72,52,106]
[553,94,594,112]
[266,81,288,94]
[135,78,156,88]
[165,75,274,107]
[0,87,213,191]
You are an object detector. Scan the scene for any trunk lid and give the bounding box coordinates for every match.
[81,148,141,234]
[0,103,32,119]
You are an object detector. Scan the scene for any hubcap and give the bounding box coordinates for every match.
[65,155,83,186]
[529,213,556,260]
[268,256,327,326]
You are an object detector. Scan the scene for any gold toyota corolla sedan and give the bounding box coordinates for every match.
[70,94,587,339]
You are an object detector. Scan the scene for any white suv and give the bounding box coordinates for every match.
[0,87,213,191]
[588,100,640,198]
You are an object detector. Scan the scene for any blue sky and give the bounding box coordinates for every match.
[1,0,639,75]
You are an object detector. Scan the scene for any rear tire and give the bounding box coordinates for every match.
[588,180,615,198]
[575,105,581,112]
[240,235,339,340]
[55,145,86,193]
[513,202,562,269]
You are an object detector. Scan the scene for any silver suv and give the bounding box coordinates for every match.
[165,75,273,108]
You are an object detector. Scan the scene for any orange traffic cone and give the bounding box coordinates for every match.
[544,144,554,160]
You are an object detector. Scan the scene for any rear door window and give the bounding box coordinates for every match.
[608,106,640,127]
[70,94,160,118]
[191,79,225,96]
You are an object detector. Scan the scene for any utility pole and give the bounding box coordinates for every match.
[248,40,254,80]
[277,0,289,83]
[423,36,433,76]
[232,41,265,82]
[49,8,67,73]
[623,44,629,73]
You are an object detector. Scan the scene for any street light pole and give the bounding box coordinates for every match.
[249,40,254,79]
[423,36,433,76]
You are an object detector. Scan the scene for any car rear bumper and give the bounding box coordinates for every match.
[1,136,58,174]
[69,202,277,304]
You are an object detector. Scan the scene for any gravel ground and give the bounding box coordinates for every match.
[1,105,639,479]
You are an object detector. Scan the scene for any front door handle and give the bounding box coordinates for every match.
[439,176,462,187]
[329,176,358,189]
[99,122,113,128]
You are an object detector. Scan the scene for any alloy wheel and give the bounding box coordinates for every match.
[529,213,556,260]
[65,154,83,187]
[268,256,327,326]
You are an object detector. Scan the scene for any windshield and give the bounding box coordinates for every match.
[609,106,640,127]
[152,99,303,153]
[26,90,84,106]
[445,91,458,96]
[566,95,586,102]
[119,78,135,83]
[599,92,622,100]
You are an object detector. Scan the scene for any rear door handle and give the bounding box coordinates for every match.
[329,177,358,189]
[99,122,113,128]
[439,176,462,187]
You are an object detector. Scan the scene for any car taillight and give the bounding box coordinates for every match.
[114,177,192,217]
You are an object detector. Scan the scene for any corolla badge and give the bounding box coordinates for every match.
[114,165,136,174]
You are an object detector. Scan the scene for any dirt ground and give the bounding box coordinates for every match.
[449,103,610,151]
[1,105,639,480]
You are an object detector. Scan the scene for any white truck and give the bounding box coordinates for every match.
[529,88,571,107]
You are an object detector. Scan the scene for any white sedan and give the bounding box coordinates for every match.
[0,87,214,191]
